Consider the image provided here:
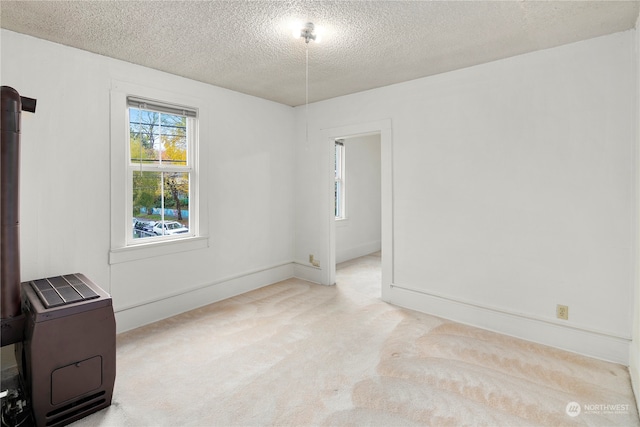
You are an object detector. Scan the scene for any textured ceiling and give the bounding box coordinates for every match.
[1,1,639,106]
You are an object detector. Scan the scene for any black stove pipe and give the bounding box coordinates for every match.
[1,86,35,347]
[1,86,22,321]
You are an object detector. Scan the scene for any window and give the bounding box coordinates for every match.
[335,139,346,219]
[127,97,197,244]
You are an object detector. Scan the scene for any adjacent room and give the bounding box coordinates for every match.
[1,1,639,425]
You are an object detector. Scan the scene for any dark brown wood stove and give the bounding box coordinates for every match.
[16,274,116,427]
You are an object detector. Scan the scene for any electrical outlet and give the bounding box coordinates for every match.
[556,304,569,320]
[308,254,320,267]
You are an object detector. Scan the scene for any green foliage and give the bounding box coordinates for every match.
[133,171,160,213]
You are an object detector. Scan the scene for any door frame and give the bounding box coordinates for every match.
[320,119,393,300]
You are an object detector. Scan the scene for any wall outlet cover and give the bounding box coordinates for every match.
[556,304,569,320]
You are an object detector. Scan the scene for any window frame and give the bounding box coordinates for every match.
[109,80,208,265]
[125,100,196,246]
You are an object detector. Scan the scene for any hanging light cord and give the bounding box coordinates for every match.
[305,43,309,145]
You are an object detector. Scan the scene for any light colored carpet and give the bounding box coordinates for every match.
[74,252,639,426]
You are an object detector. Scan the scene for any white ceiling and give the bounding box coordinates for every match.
[1,1,639,107]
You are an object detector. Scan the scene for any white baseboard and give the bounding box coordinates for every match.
[115,262,294,334]
[293,261,323,284]
[630,342,639,411]
[336,240,381,264]
[387,283,631,365]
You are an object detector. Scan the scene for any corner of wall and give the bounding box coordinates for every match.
[631,14,640,413]
[292,262,323,285]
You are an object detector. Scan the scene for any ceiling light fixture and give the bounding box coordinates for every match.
[299,22,317,44]
[292,21,321,44]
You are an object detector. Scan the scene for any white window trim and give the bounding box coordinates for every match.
[109,80,209,264]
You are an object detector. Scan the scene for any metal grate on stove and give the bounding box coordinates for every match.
[29,275,99,309]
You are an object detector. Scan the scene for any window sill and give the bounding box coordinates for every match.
[336,217,349,227]
[109,236,208,264]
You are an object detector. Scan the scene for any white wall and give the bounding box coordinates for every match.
[1,30,296,333]
[295,31,637,364]
[336,134,381,263]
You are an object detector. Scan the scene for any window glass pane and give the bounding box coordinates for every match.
[335,181,340,217]
[335,142,345,219]
[161,115,188,166]
[132,171,161,240]
[160,172,189,235]
[129,108,188,166]
[132,171,190,239]
[130,109,161,164]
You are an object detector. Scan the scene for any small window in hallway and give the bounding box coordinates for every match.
[335,139,346,219]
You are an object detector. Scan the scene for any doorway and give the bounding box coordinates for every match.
[334,134,381,267]
[320,119,393,302]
